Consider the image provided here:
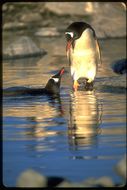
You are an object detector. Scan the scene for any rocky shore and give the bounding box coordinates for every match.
[2,2,126,39]
[16,155,126,187]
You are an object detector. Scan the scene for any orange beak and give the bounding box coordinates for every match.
[59,67,65,76]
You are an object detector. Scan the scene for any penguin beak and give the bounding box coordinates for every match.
[66,39,73,52]
[65,32,74,52]
[51,67,65,81]
[57,67,65,77]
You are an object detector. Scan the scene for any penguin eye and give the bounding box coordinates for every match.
[65,32,74,40]
[52,78,59,83]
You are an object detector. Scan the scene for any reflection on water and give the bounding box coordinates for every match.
[3,37,126,186]
[3,95,64,141]
[68,91,102,148]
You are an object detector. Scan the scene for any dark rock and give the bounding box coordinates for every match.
[3,36,47,59]
[111,58,127,75]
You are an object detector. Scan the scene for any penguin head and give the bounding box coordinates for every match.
[45,67,64,94]
[65,22,96,51]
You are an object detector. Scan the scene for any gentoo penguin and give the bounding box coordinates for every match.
[44,67,65,94]
[65,22,101,91]
[4,67,65,96]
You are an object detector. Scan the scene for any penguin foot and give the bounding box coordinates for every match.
[73,80,80,91]
[85,81,94,91]
[77,78,94,91]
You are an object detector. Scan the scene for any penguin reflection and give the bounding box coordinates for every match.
[68,90,102,149]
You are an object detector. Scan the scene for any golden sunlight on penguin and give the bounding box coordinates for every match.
[65,22,101,91]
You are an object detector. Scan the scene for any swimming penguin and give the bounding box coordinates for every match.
[65,22,101,91]
[3,67,65,96]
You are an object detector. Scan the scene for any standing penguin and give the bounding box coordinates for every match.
[65,22,101,91]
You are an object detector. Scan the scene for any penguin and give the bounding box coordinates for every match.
[3,67,65,96]
[65,22,101,91]
[44,67,65,95]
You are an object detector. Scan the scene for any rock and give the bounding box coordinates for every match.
[16,169,47,187]
[3,36,46,59]
[20,13,42,23]
[83,176,114,187]
[44,2,92,16]
[82,178,96,187]
[111,58,127,75]
[95,177,114,187]
[35,27,60,37]
[57,181,74,187]
[2,4,8,12]
[3,22,27,30]
[90,2,126,38]
[44,2,125,39]
[114,155,126,181]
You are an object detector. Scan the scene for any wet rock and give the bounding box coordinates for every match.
[3,22,27,30]
[44,2,91,16]
[114,155,126,181]
[3,36,46,59]
[35,27,60,37]
[20,13,42,23]
[16,169,47,187]
[111,58,127,75]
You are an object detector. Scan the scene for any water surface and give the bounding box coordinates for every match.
[3,35,126,186]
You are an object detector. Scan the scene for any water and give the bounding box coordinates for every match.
[3,35,126,187]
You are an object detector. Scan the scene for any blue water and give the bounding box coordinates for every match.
[3,38,126,187]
